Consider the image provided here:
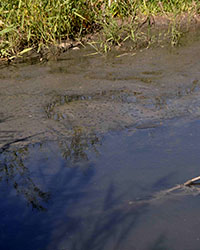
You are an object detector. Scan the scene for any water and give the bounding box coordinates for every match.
[1,118,200,250]
[1,35,200,249]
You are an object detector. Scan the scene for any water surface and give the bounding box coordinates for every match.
[1,118,200,250]
[1,36,200,250]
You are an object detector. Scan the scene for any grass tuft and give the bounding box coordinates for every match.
[0,0,200,60]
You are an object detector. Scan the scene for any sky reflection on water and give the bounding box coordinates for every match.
[1,119,200,250]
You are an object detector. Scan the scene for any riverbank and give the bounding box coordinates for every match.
[0,0,200,61]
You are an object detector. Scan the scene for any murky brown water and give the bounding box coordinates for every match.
[1,35,200,250]
[1,37,200,147]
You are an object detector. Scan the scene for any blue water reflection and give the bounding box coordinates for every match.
[1,119,200,250]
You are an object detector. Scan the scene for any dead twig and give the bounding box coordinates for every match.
[184,176,200,186]
[128,176,200,207]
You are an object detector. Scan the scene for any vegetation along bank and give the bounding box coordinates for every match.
[0,0,200,61]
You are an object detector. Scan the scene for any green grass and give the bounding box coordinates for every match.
[0,0,200,60]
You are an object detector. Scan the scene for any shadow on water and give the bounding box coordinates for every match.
[149,234,168,250]
[68,186,147,250]
[43,174,149,250]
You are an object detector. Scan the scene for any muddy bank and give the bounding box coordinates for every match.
[0,36,200,149]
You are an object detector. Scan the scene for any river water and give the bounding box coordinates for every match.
[1,36,200,250]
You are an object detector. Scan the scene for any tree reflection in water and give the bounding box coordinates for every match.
[59,127,100,164]
[0,145,50,211]
[0,128,101,211]
[0,128,156,250]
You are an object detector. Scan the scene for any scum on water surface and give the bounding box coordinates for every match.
[0,35,200,147]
